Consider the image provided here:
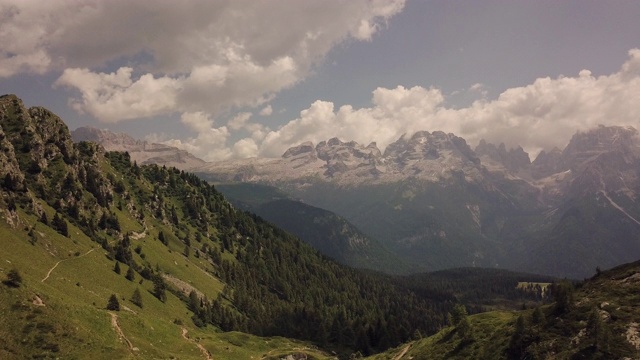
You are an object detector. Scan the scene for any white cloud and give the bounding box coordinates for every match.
[228,112,252,131]
[162,125,232,162]
[180,112,214,133]
[255,49,640,159]
[54,67,180,122]
[233,138,259,158]
[2,0,405,122]
[259,105,273,116]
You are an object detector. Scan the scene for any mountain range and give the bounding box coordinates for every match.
[74,123,640,279]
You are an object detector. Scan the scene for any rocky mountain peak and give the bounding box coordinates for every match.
[560,125,639,171]
[531,147,563,179]
[326,137,343,147]
[475,139,530,172]
[71,126,206,170]
[0,94,77,175]
[384,131,479,166]
[281,141,316,159]
[72,126,142,148]
[315,137,380,163]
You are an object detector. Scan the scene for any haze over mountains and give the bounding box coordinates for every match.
[74,123,640,279]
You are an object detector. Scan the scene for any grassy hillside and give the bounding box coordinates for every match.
[369,262,640,360]
[0,205,330,359]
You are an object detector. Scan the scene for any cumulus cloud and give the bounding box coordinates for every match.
[228,112,253,131]
[54,67,180,122]
[259,105,273,116]
[2,0,405,122]
[233,138,260,159]
[256,49,640,159]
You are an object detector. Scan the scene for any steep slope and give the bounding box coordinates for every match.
[370,261,640,359]
[501,126,640,278]
[0,94,336,359]
[215,183,411,274]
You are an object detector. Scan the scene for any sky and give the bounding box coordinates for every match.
[1,0,640,161]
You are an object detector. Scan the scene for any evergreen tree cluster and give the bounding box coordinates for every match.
[399,267,554,312]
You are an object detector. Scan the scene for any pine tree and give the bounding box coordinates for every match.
[508,315,527,358]
[107,294,120,311]
[532,306,545,326]
[152,275,167,302]
[552,280,574,314]
[130,288,143,308]
[5,269,22,288]
[52,213,69,237]
[449,304,467,326]
[39,211,48,225]
[188,290,199,312]
[158,230,167,245]
[448,304,473,343]
[457,316,473,343]
[587,307,611,353]
[2,173,16,191]
[125,266,135,281]
[113,261,121,274]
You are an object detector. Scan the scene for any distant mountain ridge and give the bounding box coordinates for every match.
[199,131,484,185]
[197,125,640,279]
[72,126,206,170]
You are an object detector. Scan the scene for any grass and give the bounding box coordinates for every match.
[367,311,518,360]
[0,205,333,359]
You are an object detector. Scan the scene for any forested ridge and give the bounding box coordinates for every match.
[108,151,452,355]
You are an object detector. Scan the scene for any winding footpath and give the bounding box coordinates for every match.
[392,343,412,360]
[41,247,96,283]
[181,327,213,360]
[110,312,135,353]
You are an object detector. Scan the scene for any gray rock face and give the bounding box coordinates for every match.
[475,140,530,172]
[559,125,639,172]
[531,147,562,179]
[71,126,206,170]
[282,141,316,159]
